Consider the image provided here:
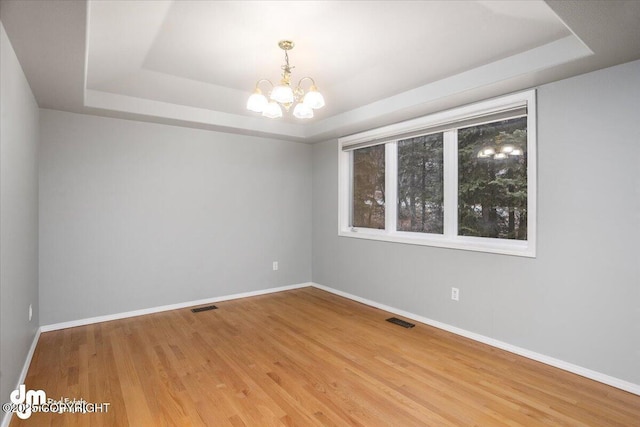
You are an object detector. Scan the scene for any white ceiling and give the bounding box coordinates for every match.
[2,0,640,143]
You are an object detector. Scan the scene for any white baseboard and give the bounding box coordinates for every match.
[310,282,640,396]
[40,282,311,332]
[1,327,41,427]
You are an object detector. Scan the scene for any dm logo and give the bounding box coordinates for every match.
[10,384,46,419]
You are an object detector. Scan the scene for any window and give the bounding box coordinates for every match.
[458,117,528,240]
[338,91,536,257]
[352,145,385,229]
[397,134,444,234]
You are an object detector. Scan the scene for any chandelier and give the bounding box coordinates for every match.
[247,40,325,119]
[477,144,523,160]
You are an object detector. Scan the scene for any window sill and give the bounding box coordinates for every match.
[338,228,535,258]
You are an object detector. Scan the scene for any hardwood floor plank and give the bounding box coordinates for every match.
[10,287,640,426]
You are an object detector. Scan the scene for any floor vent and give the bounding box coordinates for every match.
[386,317,415,328]
[191,305,218,313]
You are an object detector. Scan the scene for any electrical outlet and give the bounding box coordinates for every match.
[273,261,278,271]
[29,304,33,321]
[451,287,460,301]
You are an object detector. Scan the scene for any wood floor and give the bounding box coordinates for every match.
[11,287,640,426]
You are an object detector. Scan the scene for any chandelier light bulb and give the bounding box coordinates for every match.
[482,147,496,156]
[246,89,268,113]
[293,103,314,119]
[510,148,523,156]
[493,152,508,160]
[262,101,283,119]
[501,145,514,153]
[270,84,294,104]
[303,85,325,109]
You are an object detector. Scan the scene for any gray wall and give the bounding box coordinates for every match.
[312,59,640,385]
[39,110,312,325]
[0,22,40,405]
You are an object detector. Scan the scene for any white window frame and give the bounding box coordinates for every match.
[338,90,536,257]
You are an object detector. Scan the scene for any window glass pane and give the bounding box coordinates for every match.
[352,145,385,229]
[458,117,527,240]
[397,134,444,233]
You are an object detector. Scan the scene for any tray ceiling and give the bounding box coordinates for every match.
[2,1,640,142]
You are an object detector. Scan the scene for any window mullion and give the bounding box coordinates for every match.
[443,130,458,238]
[385,142,397,233]
[338,148,352,231]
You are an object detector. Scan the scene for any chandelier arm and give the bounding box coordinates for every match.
[254,78,275,90]
[296,76,317,90]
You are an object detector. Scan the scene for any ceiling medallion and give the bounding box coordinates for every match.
[247,40,325,119]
